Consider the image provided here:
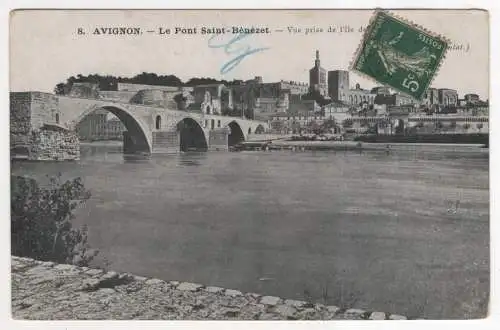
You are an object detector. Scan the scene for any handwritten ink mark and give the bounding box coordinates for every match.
[208,33,269,75]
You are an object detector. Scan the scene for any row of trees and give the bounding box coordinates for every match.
[54,73,246,95]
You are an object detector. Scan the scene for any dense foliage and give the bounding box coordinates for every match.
[54,73,245,95]
[11,175,98,266]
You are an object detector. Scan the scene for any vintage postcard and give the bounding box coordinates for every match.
[10,9,489,321]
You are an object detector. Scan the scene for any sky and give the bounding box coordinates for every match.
[9,9,489,99]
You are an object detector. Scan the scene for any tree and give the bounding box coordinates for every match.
[244,107,255,120]
[185,77,226,86]
[11,175,98,266]
[54,83,66,95]
[54,73,184,95]
[173,93,188,110]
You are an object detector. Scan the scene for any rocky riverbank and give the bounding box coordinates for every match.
[11,256,412,320]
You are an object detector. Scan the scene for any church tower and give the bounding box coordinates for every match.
[309,50,327,97]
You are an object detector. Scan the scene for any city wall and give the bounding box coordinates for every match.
[11,256,411,321]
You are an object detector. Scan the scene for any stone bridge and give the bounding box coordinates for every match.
[57,96,268,154]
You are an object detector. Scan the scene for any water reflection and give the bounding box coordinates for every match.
[176,152,208,167]
[123,154,152,163]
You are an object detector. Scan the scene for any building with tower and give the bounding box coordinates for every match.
[328,70,376,106]
[309,50,328,97]
[328,70,350,102]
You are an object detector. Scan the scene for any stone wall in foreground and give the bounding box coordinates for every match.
[11,256,412,320]
[29,129,80,161]
[11,129,80,161]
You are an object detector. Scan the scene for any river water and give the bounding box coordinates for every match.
[11,142,489,319]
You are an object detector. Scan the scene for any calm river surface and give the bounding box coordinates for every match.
[12,143,489,319]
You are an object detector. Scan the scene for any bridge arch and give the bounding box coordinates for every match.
[255,124,265,134]
[177,117,208,152]
[73,105,152,154]
[227,121,245,147]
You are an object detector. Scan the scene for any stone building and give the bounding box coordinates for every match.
[438,88,459,106]
[349,83,376,106]
[270,112,325,134]
[68,82,100,99]
[464,93,481,105]
[288,99,321,115]
[76,110,108,141]
[10,92,79,161]
[327,70,350,102]
[421,88,439,106]
[11,92,61,131]
[230,77,308,116]
[278,80,309,95]
[114,83,194,110]
[188,84,233,115]
[253,95,288,114]
[370,86,392,96]
[75,112,126,141]
[374,93,416,107]
[106,117,126,140]
[328,70,376,106]
[309,50,328,97]
[322,100,350,123]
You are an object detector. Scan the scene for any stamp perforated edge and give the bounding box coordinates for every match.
[349,9,453,100]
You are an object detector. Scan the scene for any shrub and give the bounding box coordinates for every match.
[11,175,98,266]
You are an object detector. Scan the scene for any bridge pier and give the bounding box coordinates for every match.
[208,127,230,151]
[151,130,180,154]
[123,131,152,155]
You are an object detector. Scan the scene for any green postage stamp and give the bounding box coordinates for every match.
[351,10,449,100]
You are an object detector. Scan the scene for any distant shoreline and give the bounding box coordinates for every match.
[240,140,488,153]
[78,139,488,154]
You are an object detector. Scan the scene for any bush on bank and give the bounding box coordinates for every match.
[11,175,98,266]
